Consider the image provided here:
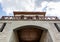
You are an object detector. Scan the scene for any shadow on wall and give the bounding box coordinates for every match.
[9,25,53,42]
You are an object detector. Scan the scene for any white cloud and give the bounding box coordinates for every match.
[1,0,35,15]
[0,0,2,3]
[0,0,60,18]
[3,7,14,15]
[46,2,60,18]
[35,1,48,12]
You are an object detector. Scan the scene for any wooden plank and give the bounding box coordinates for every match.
[13,12,46,16]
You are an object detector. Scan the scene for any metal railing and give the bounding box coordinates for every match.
[0,16,59,21]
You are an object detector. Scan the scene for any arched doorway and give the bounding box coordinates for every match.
[13,25,48,42]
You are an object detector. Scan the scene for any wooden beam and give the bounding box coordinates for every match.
[13,12,46,16]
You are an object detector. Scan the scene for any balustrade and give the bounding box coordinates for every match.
[0,16,59,20]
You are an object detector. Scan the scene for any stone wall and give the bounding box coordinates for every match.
[40,31,53,42]
[0,21,60,42]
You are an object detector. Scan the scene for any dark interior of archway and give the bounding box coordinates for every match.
[16,26,44,42]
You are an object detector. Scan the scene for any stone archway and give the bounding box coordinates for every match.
[11,25,53,42]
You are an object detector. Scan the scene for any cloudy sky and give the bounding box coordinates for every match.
[0,0,60,18]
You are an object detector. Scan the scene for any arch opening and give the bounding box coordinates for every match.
[9,25,53,42]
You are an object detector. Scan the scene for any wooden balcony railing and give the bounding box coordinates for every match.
[0,16,59,21]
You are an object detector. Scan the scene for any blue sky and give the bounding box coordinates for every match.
[0,0,60,18]
[0,3,6,16]
[0,3,13,16]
